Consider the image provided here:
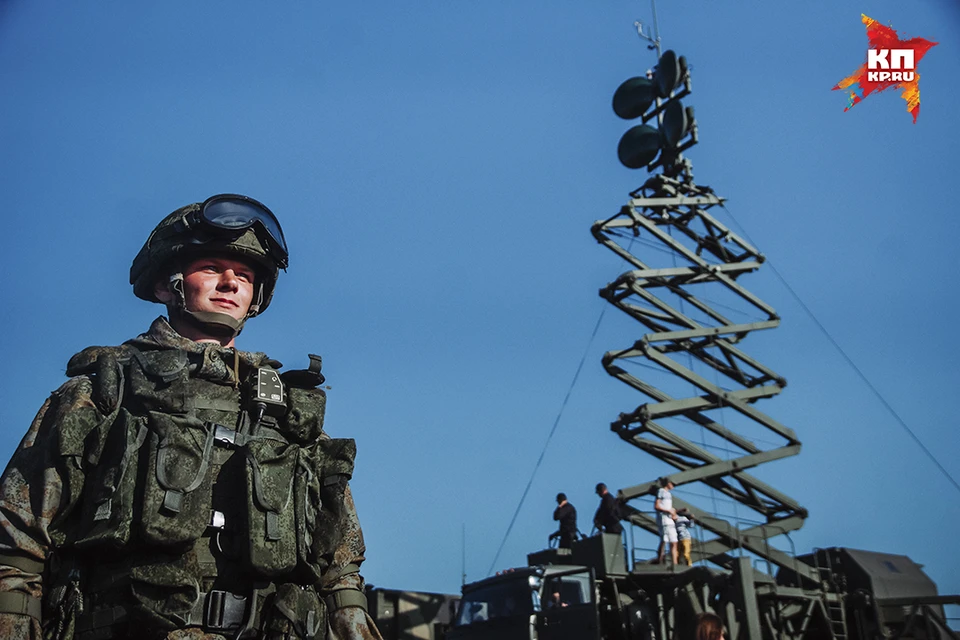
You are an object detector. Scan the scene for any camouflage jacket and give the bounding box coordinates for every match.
[0,317,381,640]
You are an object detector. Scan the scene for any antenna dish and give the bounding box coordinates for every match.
[660,100,689,147]
[617,124,660,169]
[613,77,656,120]
[655,50,681,97]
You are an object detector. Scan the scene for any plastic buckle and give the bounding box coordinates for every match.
[204,590,248,632]
[211,423,238,447]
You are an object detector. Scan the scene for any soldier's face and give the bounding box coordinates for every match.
[179,256,256,320]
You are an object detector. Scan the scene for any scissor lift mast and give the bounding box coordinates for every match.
[598,48,809,575]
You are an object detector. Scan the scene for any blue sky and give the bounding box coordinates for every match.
[1,0,958,609]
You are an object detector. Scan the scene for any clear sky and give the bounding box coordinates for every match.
[1,0,958,610]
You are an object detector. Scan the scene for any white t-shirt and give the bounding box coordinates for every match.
[656,487,674,526]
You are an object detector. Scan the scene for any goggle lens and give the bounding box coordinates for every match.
[201,195,289,268]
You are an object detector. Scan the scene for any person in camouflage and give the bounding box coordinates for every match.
[0,195,383,640]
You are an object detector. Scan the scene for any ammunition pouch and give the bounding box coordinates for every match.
[139,413,216,547]
[245,437,356,583]
[245,439,299,577]
[75,410,146,549]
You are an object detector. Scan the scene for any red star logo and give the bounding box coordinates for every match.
[832,14,937,123]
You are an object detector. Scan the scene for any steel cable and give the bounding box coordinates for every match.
[718,204,960,496]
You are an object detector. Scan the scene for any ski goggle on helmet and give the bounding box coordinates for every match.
[178,194,289,269]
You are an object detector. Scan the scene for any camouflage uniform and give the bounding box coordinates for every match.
[0,316,382,640]
[0,192,380,640]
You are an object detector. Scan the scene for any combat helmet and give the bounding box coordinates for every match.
[130,194,289,337]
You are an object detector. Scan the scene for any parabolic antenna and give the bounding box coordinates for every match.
[613,77,656,120]
[655,50,681,98]
[617,124,660,169]
[660,100,689,148]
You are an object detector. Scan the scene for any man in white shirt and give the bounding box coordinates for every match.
[654,478,678,565]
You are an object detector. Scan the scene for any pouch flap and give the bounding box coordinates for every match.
[246,440,299,513]
[152,413,213,493]
[282,388,327,445]
[131,350,189,383]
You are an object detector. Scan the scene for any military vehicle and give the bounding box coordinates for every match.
[372,23,958,640]
[445,535,955,640]
[441,35,959,640]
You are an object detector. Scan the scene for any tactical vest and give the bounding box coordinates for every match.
[49,344,355,640]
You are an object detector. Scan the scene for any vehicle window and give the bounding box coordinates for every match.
[455,581,535,625]
[541,572,592,608]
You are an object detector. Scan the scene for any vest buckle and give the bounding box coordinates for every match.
[212,422,239,447]
[203,589,248,632]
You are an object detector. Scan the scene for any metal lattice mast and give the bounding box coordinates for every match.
[601,45,813,580]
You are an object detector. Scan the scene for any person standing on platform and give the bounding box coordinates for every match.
[549,493,578,549]
[593,483,623,535]
[655,478,679,565]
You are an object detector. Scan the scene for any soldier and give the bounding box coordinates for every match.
[0,194,383,640]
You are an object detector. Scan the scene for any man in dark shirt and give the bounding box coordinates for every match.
[550,493,578,548]
[594,483,624,535]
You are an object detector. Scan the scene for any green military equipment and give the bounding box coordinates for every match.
[49,338,359,637]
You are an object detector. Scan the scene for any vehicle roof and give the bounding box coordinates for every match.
[462,565,588,593]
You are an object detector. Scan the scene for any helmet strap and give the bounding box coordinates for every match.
[167,272,246,338]
[248,281,264,316]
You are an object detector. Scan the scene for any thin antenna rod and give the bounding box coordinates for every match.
[634,0,663,57]
[650,0,662,56]
[461,523,467,586]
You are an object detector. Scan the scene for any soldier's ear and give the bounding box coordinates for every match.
[154,278,174,304]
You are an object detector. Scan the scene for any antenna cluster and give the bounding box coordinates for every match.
[613,49,697,181]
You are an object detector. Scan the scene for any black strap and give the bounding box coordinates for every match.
[77,589,249,635]
[281,353,326,388]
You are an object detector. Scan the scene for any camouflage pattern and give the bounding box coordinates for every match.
[0,317,381,640]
